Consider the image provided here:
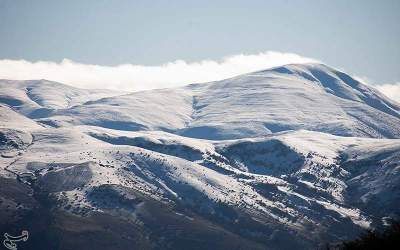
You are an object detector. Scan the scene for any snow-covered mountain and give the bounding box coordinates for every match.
[1,63,399,250]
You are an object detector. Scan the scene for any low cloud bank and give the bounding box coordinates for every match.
[1,51,398,103]
[0,51,317,91]
[375,83,400,103]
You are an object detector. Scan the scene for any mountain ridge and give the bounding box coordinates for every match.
[3,63,399,140]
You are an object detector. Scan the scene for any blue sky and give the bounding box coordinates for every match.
[0,0,399,99]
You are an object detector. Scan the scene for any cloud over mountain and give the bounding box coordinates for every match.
[0,51,317,91]
[1,52,398,103]
[375,82,400,103]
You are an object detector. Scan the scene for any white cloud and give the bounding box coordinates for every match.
[0,51,317,92]
[375,83,400,103]
[353,75,372,85]
[352,76,400,104]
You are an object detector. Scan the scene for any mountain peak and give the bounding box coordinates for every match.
[1,63,399,139]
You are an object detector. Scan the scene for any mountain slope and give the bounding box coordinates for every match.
[1,125,399,249]
[180,63,400,139]
[0,79,124,118]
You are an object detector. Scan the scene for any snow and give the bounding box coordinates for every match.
[2,63,399,139]
[1,62,399,247]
